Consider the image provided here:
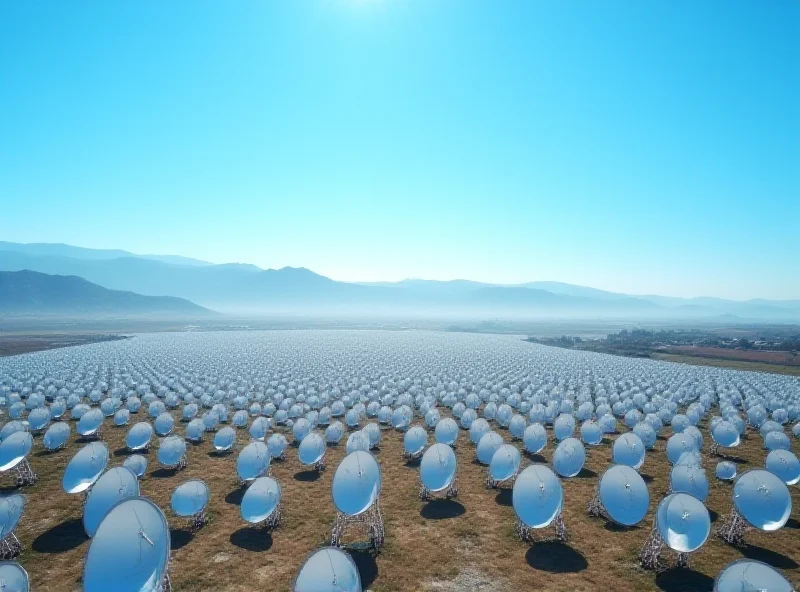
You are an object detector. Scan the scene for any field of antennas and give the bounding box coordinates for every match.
[0,330,798,592]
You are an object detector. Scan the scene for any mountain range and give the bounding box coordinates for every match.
[0,241,798,321]
[0,270,212,315]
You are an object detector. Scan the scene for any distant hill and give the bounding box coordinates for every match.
[0,241,211,267]
[0,270,213,315]
[0,242,797,320]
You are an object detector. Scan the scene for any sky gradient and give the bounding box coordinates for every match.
[1,1,798,300]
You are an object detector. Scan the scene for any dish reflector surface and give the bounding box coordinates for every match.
[77,409,103,436]
[669,465,709,502]
[403,426,428,456]
[513,464,563,528]
[299,432,326,465]
[765,449,800,485]
[83,466,140,537]
[0,561,28,592]
[655,493,711,553]
[237,441,271,482]
[489,444,521,482]
[171,479,210,517]
[713,559,793,592]
[213,427,236,451]
[123,454,147,478]
[434,418,458,446]
[598,465,649,526]
[83,497,170,592]
[420,443,457,492]
[612,433,646,470]
[241,476,281,524]
[0,495,25,539]
[732,469,792,531]
[0,432,33,472]
[293,547,362,592]
[476,431,504,465]
[553,438,586,478]
[125,422,153,451]
[332,451,381,516]
[157,435,186,468]
[62,442,109,494]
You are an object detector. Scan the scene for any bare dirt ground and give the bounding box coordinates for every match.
[0,335,128,357]
[653,353,800,377]
[665,347,800,366]
[10,415,800,592]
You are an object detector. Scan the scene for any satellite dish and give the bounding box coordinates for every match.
[298,432,327,468]
[714,559,794,592]
[469,418,491,445]
[83,497,170,592]
[213,426,236,452]
[391,406,412,431]
[513,464,564,528]
[332,451,381,516]
[123,454,148,479]
[476,431,504,465]
[346,430,371,455]
[666,433,698,465]
[488,444,521,485]
[27,408,50,432]
[655,493,711,552]
[293,547,362,592]
[157,435,187,469]
[597,465,649,526]
[715,461,737,481]
[125,422,153,451]
[420,443,457,495]
[154,413,174,437]
[83,467,140,537]
[580,420,603,446]
[43,422,71,451]
[0,562,29,591]
[292,418,312,443]
[0,422,27,443]
[434,418,459,446]
[325,421,344,444]
[0,494,25,558]
[77,409,104,438]
[612,432,646,470]
[267,433,288,460]
[241,476,282,526]
[765,449,800,485]
[113,409,130,427]
[171,479,210,528]
[362,423,381,449]
[523,423,548,453]
[553,414,576,441]
[403,426,428,459]
[711,421,740,449]
[0,432,33,472]
[237,441,271,483]
[184,418,205,442]
[669,465,709,502]
[62,442,109,494]
[732,469,792,531]
[553,438,586,478]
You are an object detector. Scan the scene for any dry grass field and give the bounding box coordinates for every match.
[10,415,800,592]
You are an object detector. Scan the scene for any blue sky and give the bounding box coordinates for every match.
[1,1,798,300]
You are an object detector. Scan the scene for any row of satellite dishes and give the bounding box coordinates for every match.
[0,331,798,591]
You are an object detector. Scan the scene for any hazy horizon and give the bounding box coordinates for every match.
[2,1,798,300]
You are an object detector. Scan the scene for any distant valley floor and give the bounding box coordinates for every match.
[0,334,129,357]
